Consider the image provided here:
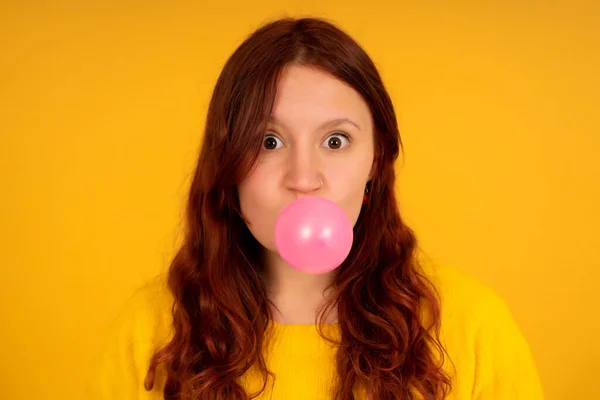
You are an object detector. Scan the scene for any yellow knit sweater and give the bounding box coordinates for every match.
[87,262,544,399]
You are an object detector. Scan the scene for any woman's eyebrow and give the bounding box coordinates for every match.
[268,116,361,131]
[318,117,361,131]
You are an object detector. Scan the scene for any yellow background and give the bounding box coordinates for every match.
[1,1,598,399]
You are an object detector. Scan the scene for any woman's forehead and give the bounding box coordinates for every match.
[269,65,372,133]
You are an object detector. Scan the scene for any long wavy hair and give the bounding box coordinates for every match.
[145,17,451,400]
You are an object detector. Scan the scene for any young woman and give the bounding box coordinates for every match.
[89,17,544,400]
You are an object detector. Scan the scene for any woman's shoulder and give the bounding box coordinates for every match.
[87,275,174,399]
[418,253,545,399]
[129,275,174,312]
[120,275,174,342]
[418,252,509,325]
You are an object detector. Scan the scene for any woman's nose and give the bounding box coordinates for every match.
[282,148,323,194]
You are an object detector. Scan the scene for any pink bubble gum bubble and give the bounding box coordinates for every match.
[274,196,354,274]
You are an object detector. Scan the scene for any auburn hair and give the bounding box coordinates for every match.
[145,17,451,399]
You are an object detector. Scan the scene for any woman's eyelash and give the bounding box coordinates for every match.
[332,132,352,141]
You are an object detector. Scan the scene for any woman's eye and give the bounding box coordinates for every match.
[322,133,351,150]
[263,135,283,150]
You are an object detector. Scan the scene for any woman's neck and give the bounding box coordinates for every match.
[263,250,338,324]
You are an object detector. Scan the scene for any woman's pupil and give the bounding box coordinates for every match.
[329,137,341,149]
[265,137,277,149]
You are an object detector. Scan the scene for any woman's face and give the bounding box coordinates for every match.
[238,64,375,255]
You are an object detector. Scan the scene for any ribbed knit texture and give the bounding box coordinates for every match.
[87,262,544,399]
